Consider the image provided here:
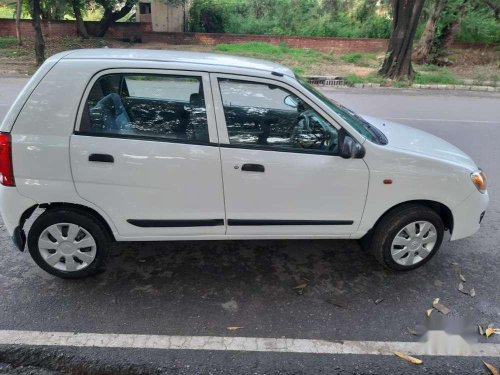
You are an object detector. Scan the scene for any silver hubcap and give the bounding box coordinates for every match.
[391,221,437,266]
[38,223,97,272]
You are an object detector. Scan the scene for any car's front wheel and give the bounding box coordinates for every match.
[27,208,110,279]
[368,204,444,271]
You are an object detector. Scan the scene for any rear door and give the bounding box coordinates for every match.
[211,74,369,237]
[70,70,225,239]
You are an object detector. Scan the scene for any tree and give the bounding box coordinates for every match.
[32,0,45,65]
[414,0,446,63]
[437,0,467,52]
[414,0,471,65]
[71,0,89,38]
[16,0,22,46]
[94,0,137,37]
[379,0,426,80]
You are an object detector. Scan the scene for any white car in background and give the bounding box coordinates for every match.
[0,49,488,278]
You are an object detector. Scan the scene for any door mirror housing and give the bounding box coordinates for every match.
[340,135,365,159]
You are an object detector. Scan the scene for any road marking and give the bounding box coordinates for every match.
[386,117,500,124]
[0,330,498,357]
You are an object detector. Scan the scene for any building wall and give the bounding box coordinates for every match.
[0,19,493,54]
[151,1,185,32]
[0,19,151,41]
[137,0,185,32]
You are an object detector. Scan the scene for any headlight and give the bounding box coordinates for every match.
[471,170,487,193]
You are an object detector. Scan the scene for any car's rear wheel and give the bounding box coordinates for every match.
[28,209,110,279]
[369,204,444,271]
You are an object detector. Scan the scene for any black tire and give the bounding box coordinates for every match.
[27,208,110,279]
[368,204,444,271]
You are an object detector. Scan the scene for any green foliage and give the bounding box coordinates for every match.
[190,0,497,43]
[189,0,392,38]
[457,7,500,44]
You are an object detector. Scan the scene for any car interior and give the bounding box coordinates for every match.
[80,74,338,153]
[81,74,209,142]
[221,82,339,153]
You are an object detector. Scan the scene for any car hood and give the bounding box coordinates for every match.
[361,115,477,170]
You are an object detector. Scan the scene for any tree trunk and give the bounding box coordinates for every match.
[15,0,22,46]
[95,0,136,37]
[379,0,426,80]
[414,0,446,64]
[439,1,467,51]
[32,0,45,66]
[72,0,89,38]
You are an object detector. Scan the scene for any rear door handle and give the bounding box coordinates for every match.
[241,163,265,172]
[89,153,114,163]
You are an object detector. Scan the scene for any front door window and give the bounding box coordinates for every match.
[218,79,339,154]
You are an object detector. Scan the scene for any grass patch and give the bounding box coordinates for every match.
[340,53,377,65]
[417,64,439,72]
[213,42,331,62]
[213,42,335,69]
[0,36,17,48]
[1,49,29,58]
[345,72,384,85]
[414,69,463,85]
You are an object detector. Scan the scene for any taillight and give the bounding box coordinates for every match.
[0,133,15,186]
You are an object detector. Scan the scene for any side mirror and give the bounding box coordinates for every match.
[284,95,298,108]
[340,135,365,159]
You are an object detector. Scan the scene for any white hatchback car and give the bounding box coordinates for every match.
[0,49,488,278]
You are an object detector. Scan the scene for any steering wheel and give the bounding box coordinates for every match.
[294,112,330,150]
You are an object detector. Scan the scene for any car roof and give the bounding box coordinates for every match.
[63,49,295,78]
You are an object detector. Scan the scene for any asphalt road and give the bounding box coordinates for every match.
[0,78,499,374]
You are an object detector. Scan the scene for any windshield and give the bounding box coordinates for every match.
[297,78,388,145]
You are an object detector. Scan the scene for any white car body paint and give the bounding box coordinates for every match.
[0,49,488,246]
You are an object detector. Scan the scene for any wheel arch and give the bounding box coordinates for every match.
[23,202,116,242]
[370,200,454,236]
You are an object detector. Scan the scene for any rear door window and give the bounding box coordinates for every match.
[80,73,209,143]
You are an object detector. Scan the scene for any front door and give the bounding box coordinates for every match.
[71,70,225,239]
[211,74,369,237]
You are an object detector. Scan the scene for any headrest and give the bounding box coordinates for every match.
[190,93,204,107]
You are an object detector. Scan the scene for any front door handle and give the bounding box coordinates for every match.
[89,153,114,163]
[241,163,265,172]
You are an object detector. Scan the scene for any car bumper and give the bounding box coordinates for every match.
[0,185,38,249]
[450,190,489,241]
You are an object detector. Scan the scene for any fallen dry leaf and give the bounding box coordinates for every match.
[458,282,475,297]
[483,361,500,375]
[432,298,450,315]
[394,351,423,365]
[486,327,495,337]
[479,324,485,336]
[226,326,243,331]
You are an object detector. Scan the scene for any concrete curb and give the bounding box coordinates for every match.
[305,76,500,92]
